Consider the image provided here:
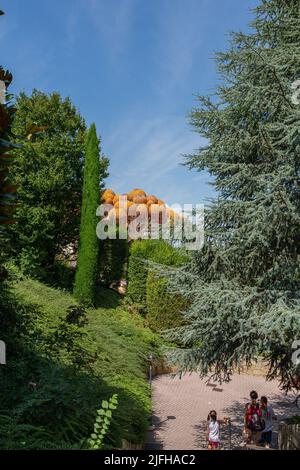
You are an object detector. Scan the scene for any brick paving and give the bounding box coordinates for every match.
[146,373,299,450]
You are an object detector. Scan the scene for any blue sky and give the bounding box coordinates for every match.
[1,0,258,206]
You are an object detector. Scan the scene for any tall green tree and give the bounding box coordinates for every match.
[74,124,103,306]
[9,90,86,277]
[166,0,300,390]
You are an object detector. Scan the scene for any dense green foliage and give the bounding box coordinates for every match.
[164,0,300,390]
[126,239,188,330]
[145,241,188,331]
[0,10,160,452]
[146,275,187,333]
[73,124,103,305]
[99,233,128,286]
[126,239,163,312]
[8,90,86,277]
[0,273,162,449]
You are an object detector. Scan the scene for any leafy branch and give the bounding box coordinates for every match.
[87,394,118,450]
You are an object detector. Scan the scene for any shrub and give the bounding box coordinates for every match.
[126,239,189,328]
[146,272,188,331]
[145,242,188,331]
[1,274,164,449]
[52,260,75,291]
[126,239,159,312]
[99,234,128,286]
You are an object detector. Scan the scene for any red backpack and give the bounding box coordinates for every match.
[246,403,265,432]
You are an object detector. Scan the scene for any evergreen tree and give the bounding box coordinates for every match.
[74,124,103,306]
[166,0,300,390]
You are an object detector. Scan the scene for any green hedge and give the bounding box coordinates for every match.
[146,242,188,331]
[126,239,188,328]
[126,240,158,312]
[146,272,188,331]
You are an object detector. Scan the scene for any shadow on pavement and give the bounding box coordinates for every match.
[145,414,176,450]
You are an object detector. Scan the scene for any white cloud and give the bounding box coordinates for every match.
[153,0,207,94]
[103,114,212,205]
[84,0,137,63]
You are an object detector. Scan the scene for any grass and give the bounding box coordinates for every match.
[2,273,165,448]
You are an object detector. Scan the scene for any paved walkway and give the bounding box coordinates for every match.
[146,373,298,450]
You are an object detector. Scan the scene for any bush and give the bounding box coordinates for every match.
[0,274,164,449]
[126,239,159,312]
[99,236,128,286]
[126,239,189,328]
[146,272,188,331]
[145,242,188,331]
[48,260,75,291]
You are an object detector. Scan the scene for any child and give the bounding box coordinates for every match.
[244,390,264,445]
[206,410,228,450]
[259,396,277,448]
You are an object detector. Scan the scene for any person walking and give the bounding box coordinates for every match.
[206,410,229,450]
[259,396,277,448]
[243,390,264,445]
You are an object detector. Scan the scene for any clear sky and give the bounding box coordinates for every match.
[1,0,258,207]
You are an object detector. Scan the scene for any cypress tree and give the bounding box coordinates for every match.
[74,124,101,305]
[165,0,300,390]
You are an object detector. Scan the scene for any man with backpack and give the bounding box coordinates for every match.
[243,390,265,445]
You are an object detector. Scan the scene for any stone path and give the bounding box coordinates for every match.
[146,373,299,450]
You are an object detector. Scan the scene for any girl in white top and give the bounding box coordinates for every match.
[206,410,229,450]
